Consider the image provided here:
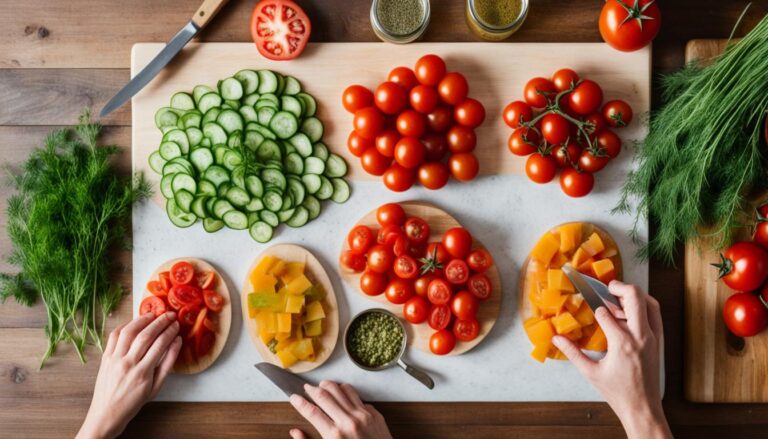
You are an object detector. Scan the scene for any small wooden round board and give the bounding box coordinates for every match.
[241,244,339,374]
[339,201,502,356]
[142,257,232,375]
[518,222,623,322]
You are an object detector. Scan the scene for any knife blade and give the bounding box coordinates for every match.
[255,362,313,400]
[100,0,230,117]
[562,264,622,314]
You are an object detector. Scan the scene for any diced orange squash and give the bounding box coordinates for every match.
[558,223,582,254]
[523,316,543,328]
[573,302,596,326]
[533,268,548,285]
[550,252,569,269]
[276,349,298,368]
[285,274,313,296]
[592,258,616,284]
[576,256,596,276]
[564,327,583,342]
[291,339,315,360]
[531,233,560,266]
[250,273,277,293]
[552,311,581,335]
[564,294,584,314]
[280,262,306,284]
[547,269,574,293]
[601,245,618,258]
[525,319,555,348]
[582,326,607,351]
[528,290,544,310]
[305,301,325,322]
[275,331,291,342]
[285,294,305,314]
[252,256,278,276]
[580,232,605,256]
[540,289,567,316]
[547,346,568,360]
[531,343,550,363]
[571,247,590,268]
[277,312,292,333]
[268,260,287,277]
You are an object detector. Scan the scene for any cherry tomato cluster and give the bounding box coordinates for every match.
[140,261,225,363]
[340,203,495,355]
[503,68,633,197]
[342,54,486,192]
[715,205,768,337]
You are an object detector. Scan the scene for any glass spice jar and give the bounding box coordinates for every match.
[466,0,529,41]
[370,0,431,44]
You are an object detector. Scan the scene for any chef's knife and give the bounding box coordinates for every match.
[255,362,314,401]
[562,264,623,315]
[99,0,230,117]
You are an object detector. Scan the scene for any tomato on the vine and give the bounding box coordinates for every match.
[414,54,446,86]
[426,242,451,265]
[404,217,430,244]
[753,205,768,250]
[438,72,469,106]
[403,296,430,324]
[578,150,609,173]
[443,227,472,259]
[448,153,479,182]
[451,291,478,320]
[382,164,416,192]
[342,85,374,113]
[569,80,603,115]
[360,270,388,296]
[551,68,579,92]
[388,66,419,90]
[418,162,450,190]
[453,318,480,342]
[596,130,622,158]
[524,77,556,108]
[508,127,539,156]
[723,292,768,337]
[541,113,570,145]
[560,168,595,198]
[385,278,414,304]
[409,84,439,114]
[377,203,406,227]
[525,153,557,184]
[715,241,768,292]
[599,0,661,52]
[454,98,486,128]
[553,142,581,168]
[394,254,419,279]
[602,99,633,127]
[584,112,607,138]
[429,329,456,355]
[394,137,426,168]
[447,125,476,153]
[467,249,494,272]
[503,100,533,128]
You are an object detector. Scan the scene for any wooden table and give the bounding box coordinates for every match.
[2,1,768,437]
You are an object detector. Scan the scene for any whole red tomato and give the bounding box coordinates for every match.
[388,66,419,90]
[753,205,768,250]
[375,129,399,158]
[394,136,426,168]
[599,0,661,52]
[414,54,447,86]
[451,291,479,320]
[374,81,407,115]
[578,150,609,173]
[376,203,406,227]
[569,80,603,115]
[360,270,388,296]
[418,162,450,190]
[553,143,581,168]
[602,99,633,127]
[443,227,473,259]
[508,127,539,156]
[596,130,622,158]
[454,98,486,128]
[342,85,374,114]
[541,113,570,145]
[385,278,414,304]
[403,296,430,324]
[525,153,557,184]
[448,153,479,182]
[367,244,394,274]
[437,72,469,106]
[503,101,533,128]
[523,77,555,108]
[383,164,416,192]
[348,131,373,157]
[560,168,594,198]
[551,68,579,92]
[723,292,768,337]
[429,329,456,355]
[353,106,385,139]
[410,84,439,114]
[447,125,477,154]
[426,106,453,133]
[396,110,427,138]
[360,147,390,176]
[715,241,768,292]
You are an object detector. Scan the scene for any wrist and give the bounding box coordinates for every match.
[77,410,120,439]
[618,403,670,439]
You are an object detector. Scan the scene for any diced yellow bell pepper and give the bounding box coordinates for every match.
[252,256,278,276]
[276,337,295,352]
[256,311,277,334]
[558,223,582,254]
[285,294,305,314]
[275,332,291,342]
[304,319,323,337]
[250,273,277,293]
[277,312,292,333]
[268,260,287,277]
[530,233,560,266]
[258,328,274,345]
[276,349,298,368]
[581,232,605,256]
[290,339,314,360]
[279,262,306,284]
[248,291,286,313]
[305,301,326,322]
[285,274,313,296]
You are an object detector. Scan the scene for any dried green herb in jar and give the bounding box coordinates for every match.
[474,0,522,27]
[376,0,425,36]
[347,312,404,368]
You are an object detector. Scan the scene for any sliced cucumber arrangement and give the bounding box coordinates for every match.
[149,69,351,242]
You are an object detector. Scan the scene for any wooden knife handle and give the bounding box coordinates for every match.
[191,0,230,28]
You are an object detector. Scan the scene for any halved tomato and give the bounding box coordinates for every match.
[468,273,492,300]
[203,289,225,312]
[250,0,311,61]
[427,278,453,305]
[453,318,480,342]
[140,296,167,317]
[159,271,173,291]
[170,261,195,285]
[178,304,200,327]
[445,259,469,285]
[147,280,167,297]
[169,284,203,309]
[428,305,452,331]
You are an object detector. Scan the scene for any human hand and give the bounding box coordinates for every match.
[552,281,671,439]
[77,312,182,439]
[289,380,392,439]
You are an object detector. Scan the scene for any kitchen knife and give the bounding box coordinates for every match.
[255,362,314,400]
[99,0,230,117]
[561,264,622,315]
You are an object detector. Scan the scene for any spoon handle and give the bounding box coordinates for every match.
[397,358,434,389]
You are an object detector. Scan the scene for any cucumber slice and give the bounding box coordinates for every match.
[284,152,304,175]
[325,153,348,178]
[281,96,303,118]
[217,182,231,198]
[148,151,167,174]
[186,127,203,147]
[160,173,176,199]
[166,199,196,228]
[219,77,244,101]
[227,131,242,149]
[288,133,313,157]
[244,130,265,152]
[198,92,223,114]
[163,129,190,154]
[304,156,326,175]
[191,196,209,218]
[262,169,287,191]
[190,147,214,173]
[281,192,294,211]
[223,210,248,230]
[286,206,309,228]
[301,174,321,194]
[301,117,324,143]
[235,69,260,94]
[226,186,250,207]
[172,173,197,194]
[193,85,214,104]
[245,175,264,197]
[204,165,230,187]
[315,175,334,200]
[203,218,225,233]
[170,92,195,111]
[331,178,351,203]
[257,70,278,94]
[255,99,279,110]
[269,111,298,139]
[213,199,235,219]
[247,122,277,140]
[217,109,244,134]
[278,208,296,223]
[224,99,241,110]
[258,106,278,126]
[173,189,194,212]
[155,107,180,129]
[302,195,321,220]
[213,145,229,165]
[245,198,264,212]
[159,141,182,160]
[275,73,286,96]
[203,122,228,145]
[283,76,302,95]
[260,210,279,227]
[222,150,243,171]
[296,92,316,117]
[312,142,329,161]
[287,177,306,206]
[163,157,193,175]
[203,108,221,125]
[198,180,217,197]
[243,93,261,107]
[257,139,282,162]
[181,111,202,129]
[240,106,258,123]
[249,221,274,243]
[231,165,246,189]
[263,190,283,212]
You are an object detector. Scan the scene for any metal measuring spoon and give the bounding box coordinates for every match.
[344,308,435,389]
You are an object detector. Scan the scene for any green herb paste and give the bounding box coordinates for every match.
[475,0,522,27]
[347,312,404,368]
[377,0,424,36]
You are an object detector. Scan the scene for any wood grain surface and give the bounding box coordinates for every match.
[3,0,768,437]
[338,201,502,356]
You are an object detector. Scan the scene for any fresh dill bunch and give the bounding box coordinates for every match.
[0,110,150,367]
[615,13,768,265]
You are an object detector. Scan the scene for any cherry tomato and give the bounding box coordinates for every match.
[525,153,557,184]
[553,142,581,168]
[438,72,469,105]
[348,131,372,157]
[448,153,479,182]
[596,130,622,158]
[602,99,633,127]
[394,254,419,279]
[418,162,450,190]
[396,110,427,138]
[429,329,456,355]
[140,296,167,317]
[404,217,430,244]
[753,205,768,250]
[428,305,452,331]
[467,249,494,272]
[354,106,385,139]
[360,270,389,296]
[392,235,411,257]
[342,85,374,113]
[171,261,195,285]
[367,245,394,273]
[361,147,391,176]
[388,66,419,90]
[178,303,200,326]
[503,100,534,129]
[410,85,439,114]
[541,113,570,145]
[599,0,661,52]
[374,129,399,158]
[403,296,430,324]
[468,273,492,300]
[508,127,539,156]
[443,227,473,259]
[723,292,768,337]
[578,150,609,173]
[453,318,480,342]
[374,81,408,115]
[383,164,416,192]
[250,0,311,61]
[450,291,479,320]
[147,280,167,297]
[454,98,486,128]
[569,80,603,116]
[421,133,448,161]
[584,112,607,137]
[203,289,224,312]
[340,250,366,272]
[426,106,453,133]
[414,54,446,86]
[551,68,580,92]
[716,242,768,291]
[167,288,184,310]
[379,224,404,247]
[348,225,375,254]
[385,278,414,304]
[377,203,406,227]
[195,272,216,290]
[524,77,556,108]
[426,242,451,265]
[427,278,453,305]
[560,168,595,198]
[415,274,439,297]
[445,259,470,285]
[394,136,426,168]
[447,125,476,153]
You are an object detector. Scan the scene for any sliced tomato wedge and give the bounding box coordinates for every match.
[250,0,311,61]
[158,271,173,291]
[196,329,216,358]
[146,280,167,297]
[203,317,218,332]
[203,289,225,312]
[140,296,167,317]
[189,307,209,339]
[178,304,201,327]
[170,261,195,285]
[197,271,216,290]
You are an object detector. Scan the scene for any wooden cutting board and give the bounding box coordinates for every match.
[683,39,768,402]
[131,42,650,206]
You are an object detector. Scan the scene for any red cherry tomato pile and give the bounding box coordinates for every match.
[503,68,633,198]
[342,54,486,192]
[140,261,225,363]
[340,203,495,355]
